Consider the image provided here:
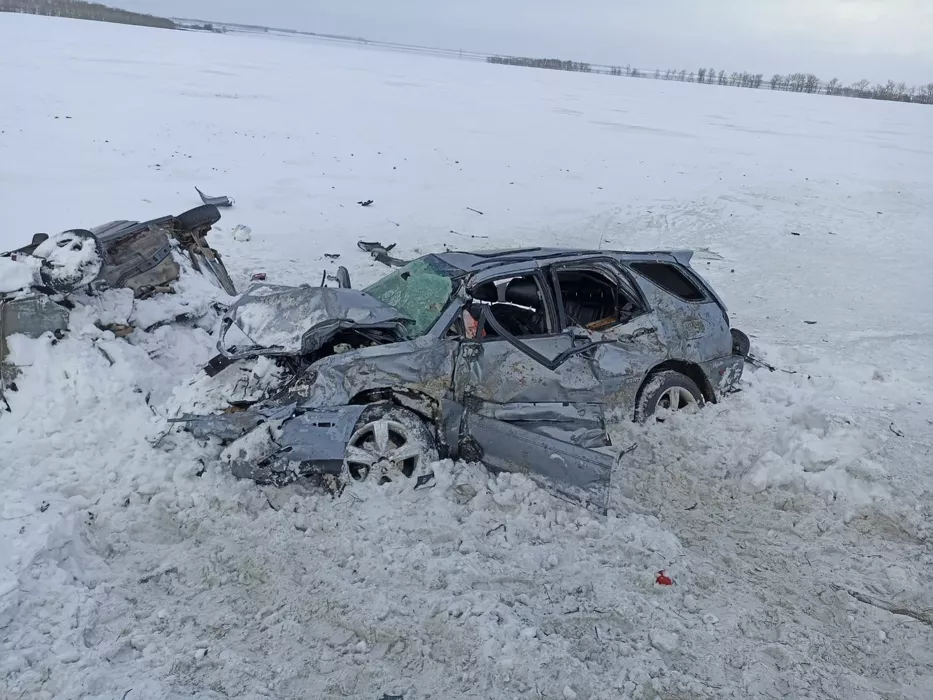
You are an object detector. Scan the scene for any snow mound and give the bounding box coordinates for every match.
[0,256,39,294]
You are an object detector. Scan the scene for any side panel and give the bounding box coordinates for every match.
[464,412,614,510]
[455,336,602,404]
[299,337,461,409]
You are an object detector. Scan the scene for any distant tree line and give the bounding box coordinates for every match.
[488,54,933,106]
[487,56,592,73]
[0,0,175,30]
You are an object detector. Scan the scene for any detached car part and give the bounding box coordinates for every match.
[196,187,235,208]
[2,204,237,394]
[2,204,236,298]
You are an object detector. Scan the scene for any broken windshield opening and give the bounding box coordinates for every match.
[363,256,458,337]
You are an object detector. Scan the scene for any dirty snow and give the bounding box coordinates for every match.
[2,13,933,700]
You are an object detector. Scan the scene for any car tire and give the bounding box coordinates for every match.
[343,403,438,485]
[175,204,221,231]
[35,229,104,293]
[635,370,705,422]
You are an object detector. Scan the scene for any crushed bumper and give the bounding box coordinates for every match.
[179,404,366,484]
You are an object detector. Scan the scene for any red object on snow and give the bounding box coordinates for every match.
[655,570,674,586]
[251,272,267,281]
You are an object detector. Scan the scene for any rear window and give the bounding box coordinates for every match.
[629,262,706,301]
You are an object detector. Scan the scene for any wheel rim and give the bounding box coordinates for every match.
[657,386,699,413]
[345,419,422,483]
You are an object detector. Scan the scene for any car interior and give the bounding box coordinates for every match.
[552,268,643,330]
[454,266,644,340]
[461,274,551,338]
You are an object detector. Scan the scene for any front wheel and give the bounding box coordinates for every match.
[635,370,705,422]
[344,404,437,484]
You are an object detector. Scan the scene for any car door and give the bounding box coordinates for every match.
[452,269,607,446]
[451,269,614,507]
[546,259,667,424]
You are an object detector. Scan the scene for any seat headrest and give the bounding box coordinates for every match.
[505,278,540,307]
[471,283,498,302]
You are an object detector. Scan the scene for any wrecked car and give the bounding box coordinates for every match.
[1,204,236,394]
[180,247,748,508]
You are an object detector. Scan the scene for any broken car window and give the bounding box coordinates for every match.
[363,256,457,336]
[554,268,642,330]
[468,274,551,338]
[628,262,706,302]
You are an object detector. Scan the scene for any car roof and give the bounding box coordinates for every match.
[433,247,687,272]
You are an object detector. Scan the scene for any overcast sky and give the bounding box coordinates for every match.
[115,1,932,84]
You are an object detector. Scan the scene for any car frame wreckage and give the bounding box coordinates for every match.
[176,246,750,510]
[1,203,236,397]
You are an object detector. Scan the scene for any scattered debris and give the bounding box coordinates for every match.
[196,187,234,207]
[830,583,933,626]
[324,253,340,260]
[746,354,798,375]
[414,472,435,490]
[889,423,905,438]
[449,229,489,239]
[357,199,374,207]
[655,570,674,586]
[39,501,50,513]
[98,323,134,338]
[466,207,484,215]
[138,565,178,584]
[94,344,115,366]
[357,240,409,268]
[685,502,698,511]
[232,224,252,242]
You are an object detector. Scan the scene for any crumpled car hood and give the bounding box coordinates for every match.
[217,283,412,359]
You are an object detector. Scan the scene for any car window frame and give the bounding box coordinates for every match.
[626,261,709,303]
[547,258,651,332]
[462,270,559,342]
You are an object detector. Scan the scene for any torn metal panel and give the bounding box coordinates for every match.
[1,295,70,364]
[273,405,366,466]
[217,283,412,360]
[222,405,366,483]
[464,412,614,511]
[357,241,410,268]
[177,403,299,441]
[454,336,602,404]
[296,337,460,409]
[196,187,234,207]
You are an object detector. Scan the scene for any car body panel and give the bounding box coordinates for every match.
[217,283,412,360]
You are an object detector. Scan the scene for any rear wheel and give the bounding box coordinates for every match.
[344,404,437,484]
[635,370,705,422]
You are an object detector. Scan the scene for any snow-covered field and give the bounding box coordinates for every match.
[2,13,933,700]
